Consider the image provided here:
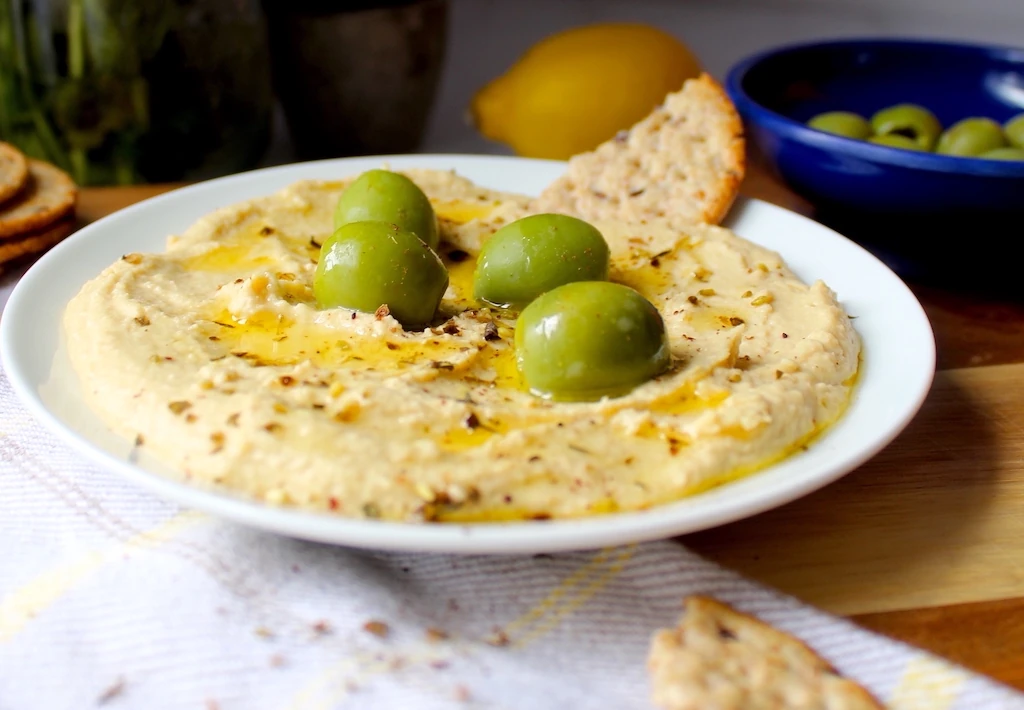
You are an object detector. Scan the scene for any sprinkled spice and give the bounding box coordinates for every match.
[168,400,192,415]
[121,253,143,264]
[687,296,699,305]
[263,422,283,433]
[226,413,240,426]
[134,315,150,326]
[374,304,390,320]
[729,317,745,326]
[278,376,295,387]
[485,628,510,647]
[464,413,480,430]
[483,322,500,341]
[97,677,126,705]
[210,432,225,453]
[782,333,789,338]
[363,620,390,638]
[259,226,275,236]
[312,620,333,636]
[425,627,449,643]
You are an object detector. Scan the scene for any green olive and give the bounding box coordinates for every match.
[473,213,610,308]
[515,281,671,402]
[806,111,872,140]
[314,221,448,328]
[979,147,1024,161]
[936,117,1008,157]
[334,169,439,250]
[1004,113,1024,149]
[867,134,927,152]
[870,104,943,150]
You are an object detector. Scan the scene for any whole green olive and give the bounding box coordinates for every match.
[473,213,610,309]
[334,169,440,250]
[870,104,943,150]
[1004,113,1024,149]
[806,111,872,140]
[936,117,1008,157]
[314,221,449,328]
[867,134,927,152]
[979,147,1024,161]
[515,281,671,402]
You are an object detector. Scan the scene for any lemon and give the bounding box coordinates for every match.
[470,23,702,160]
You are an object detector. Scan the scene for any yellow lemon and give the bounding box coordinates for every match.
[470,23,702,160]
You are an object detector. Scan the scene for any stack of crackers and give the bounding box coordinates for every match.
[0,142,78,272]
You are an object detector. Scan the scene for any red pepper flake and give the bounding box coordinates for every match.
[328,497,340,510]
[464,412,480,430]
[97,677,125,705]
[782,332,789,338]
[312,619,333,636]
[363,620,390,638]
[374,304,390,320]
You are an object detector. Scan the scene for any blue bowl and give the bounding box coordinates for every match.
[725,38,1024,287]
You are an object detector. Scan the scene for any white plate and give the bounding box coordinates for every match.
[0,154,935,554]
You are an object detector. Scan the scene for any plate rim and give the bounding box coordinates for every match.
[0,153,936,554]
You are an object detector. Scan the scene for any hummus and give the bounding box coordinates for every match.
[64,169,860,522]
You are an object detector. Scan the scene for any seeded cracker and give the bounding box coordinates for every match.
[648,596,882,710]
[0,142,29,205]
[532,74,745,226]
[0,160,77,239]
[0,217,75,271]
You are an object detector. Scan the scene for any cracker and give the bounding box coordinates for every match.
[532,73,745,225]
[0,160,77,239]
[0,142,29,205]
[648,596,883,710]
[0,216,76,270]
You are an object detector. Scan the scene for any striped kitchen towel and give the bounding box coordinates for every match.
[0,370,1021,710]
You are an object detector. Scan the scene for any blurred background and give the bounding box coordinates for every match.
[2,0,1021,186]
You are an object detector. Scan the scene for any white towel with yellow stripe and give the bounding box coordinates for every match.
[0,372,1020,710]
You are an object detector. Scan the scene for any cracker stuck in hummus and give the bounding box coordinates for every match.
[64,168,859,522]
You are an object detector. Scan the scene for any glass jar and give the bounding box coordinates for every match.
[0,0,273,185]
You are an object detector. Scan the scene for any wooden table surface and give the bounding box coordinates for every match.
[68,165,1024,692]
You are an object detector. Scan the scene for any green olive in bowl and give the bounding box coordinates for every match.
[870,104,942,151]
[936,117,1008,157]
[515,281,671,402]
[806,111,872,140]
[314,221,449,328]
[474,213,610,309]
[334,169,440,250]
[867,134,927,151]
[980,147,1024,161]
[1004,114,1024,149]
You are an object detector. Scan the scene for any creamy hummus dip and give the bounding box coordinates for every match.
[64,169,860,522]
